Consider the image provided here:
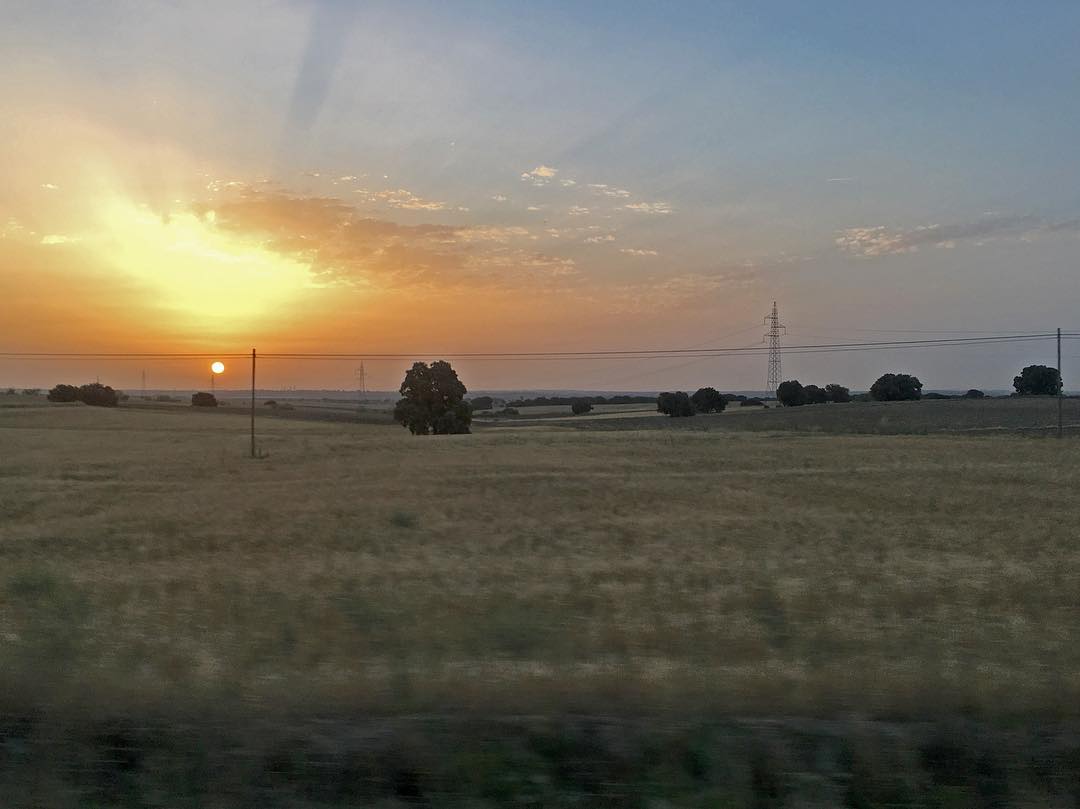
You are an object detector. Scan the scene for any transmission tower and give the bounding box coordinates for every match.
[763,301,785,396]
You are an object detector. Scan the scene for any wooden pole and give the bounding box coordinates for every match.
[251,348,257,458]
[1058,328,1063,439]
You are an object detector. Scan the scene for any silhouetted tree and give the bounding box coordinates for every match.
[657,391,695,417]
[803,384,829,405]
[740,397,764,407]
[77,382,119,408]
[690,387,727,413]
[469,395,494,411]
[825,384,851,403]
[570,400,593,415]
[963,389,985,399]
[394,360,471,435]
[47,384,78,403]
[1013,365,1060,396]
[869,373,923,401]
[191,392,218,407]
[776,380,806,407]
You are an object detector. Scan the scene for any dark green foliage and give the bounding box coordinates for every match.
[264,400,278,408]
[776,380,806,407]
[1013,364,1060,396]
[47,384,78,403]
[741,397,764,407]
[964,389,985,399]
[394,360,472,435]
[657,391,695,417]
[690,387,727,413]
[507,394,654,407]
[803,384,828,405]
[191,391,218,407]
[570,400,593,415]
[470,395,495,411]
[22,388,41,396]
[77,382,120,407]
[870,373,923,401]
[825,384,851,403]
[923,392,954,400]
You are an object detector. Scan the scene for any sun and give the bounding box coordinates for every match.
[211,361,225,374]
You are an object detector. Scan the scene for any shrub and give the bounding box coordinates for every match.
[963,389,985,399]
[570,400,593,415]
[469,395,494,411]
[776,380,806,407]
[803,384,828,405]
[191,392,218,407]
[741,397,764,407]
[47,384,79,403]
[22,388,41,396]
[264,400,278,408]
[1013,365,1060,396]
[869,373,923,401]
[657,391,695,417]
[499,407,519,416]
[4,388,15,395]
[77,383,119,407]
[154,394,179,403]
[825,384,851,403]
[690,387,726,413]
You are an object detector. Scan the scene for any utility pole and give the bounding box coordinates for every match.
[141,369,146,397]
[251,348,257,458]
[356,362,367,409]
[763,301,786,398]
[1058,328,1063,439]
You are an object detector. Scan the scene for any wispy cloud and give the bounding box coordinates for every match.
[833,214,1079,257]
[584,233,615,244]
[624,201,672,215]
[619,247,658,257]
[520,165,559,186]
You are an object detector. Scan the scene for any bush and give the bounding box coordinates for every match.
[825,384,851,403]
[776,380,806,407]
[4,388,15,395]
[869,373,923,401]
[499,407,519,416]
[690,387,727,413]
[77,383,119,407]
[264,400,278,408]
[963,389,985,399]
[740,398,764,407]
[1013,365,1060,396]
[923,392,954,400]
[570,400,593,415]
[154,394,180,403]
[191,392,218,407]
[803,384,828,405]
[47,384,79,403]
[469,395,494,411]
[22,388,41,396]
[657,391,695,417]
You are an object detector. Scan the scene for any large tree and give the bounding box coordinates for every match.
[869,373,923,401]
[690,387,726,413]
[1013,365,1060,396]
[776,380,806,407]
[803,384,829,405]
[394,360,472,435]
[657,391,695,417]
[825,384,851,403]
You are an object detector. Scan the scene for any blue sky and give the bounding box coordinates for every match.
[2,1,1079,390]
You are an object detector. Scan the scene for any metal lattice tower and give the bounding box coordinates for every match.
[763,301,786,396]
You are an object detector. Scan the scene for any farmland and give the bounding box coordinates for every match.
[3,399,1080,805]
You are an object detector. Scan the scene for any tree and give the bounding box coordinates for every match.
[825,384,851,403]
[47,384,79,403]
[690,387,726,413]
[1013,365,1060,396]
[776,380,806,407]
[869,373,923,402]
[570,400,593,415]
[963,389,985,399]
[657,391,695,417]
[469,395,494,411]
[191,392,218,407]
[393,360,471,435]
[77,382,119,408]
[741,397,764,407]
[803,384,828,405]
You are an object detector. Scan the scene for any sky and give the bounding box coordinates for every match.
[2,0,1079,392]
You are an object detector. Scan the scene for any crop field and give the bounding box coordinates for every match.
[3,400,1080,805]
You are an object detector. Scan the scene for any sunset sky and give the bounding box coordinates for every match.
[3,1,1079,392]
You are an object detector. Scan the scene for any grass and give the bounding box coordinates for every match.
[3,400,1080,803]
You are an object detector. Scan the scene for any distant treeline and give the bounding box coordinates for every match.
[505,394,656,407]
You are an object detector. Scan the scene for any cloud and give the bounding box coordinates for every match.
[40,183,59,190]
[520,165,558,186]
[588,183,631,198]
[624,201,672,215]
[560,179,577,187]
[826,177,855,183]
[619,248,658,257]
[833,215,1059,257]
[584,233,615,244]
[40,234,80,245]
[491,194,508,202]
[568,206,590,217]
[351,187,449,211]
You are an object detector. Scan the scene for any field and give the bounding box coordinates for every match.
[3,399,1080,805]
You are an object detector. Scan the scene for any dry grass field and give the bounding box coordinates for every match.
[4,400,1080,806]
